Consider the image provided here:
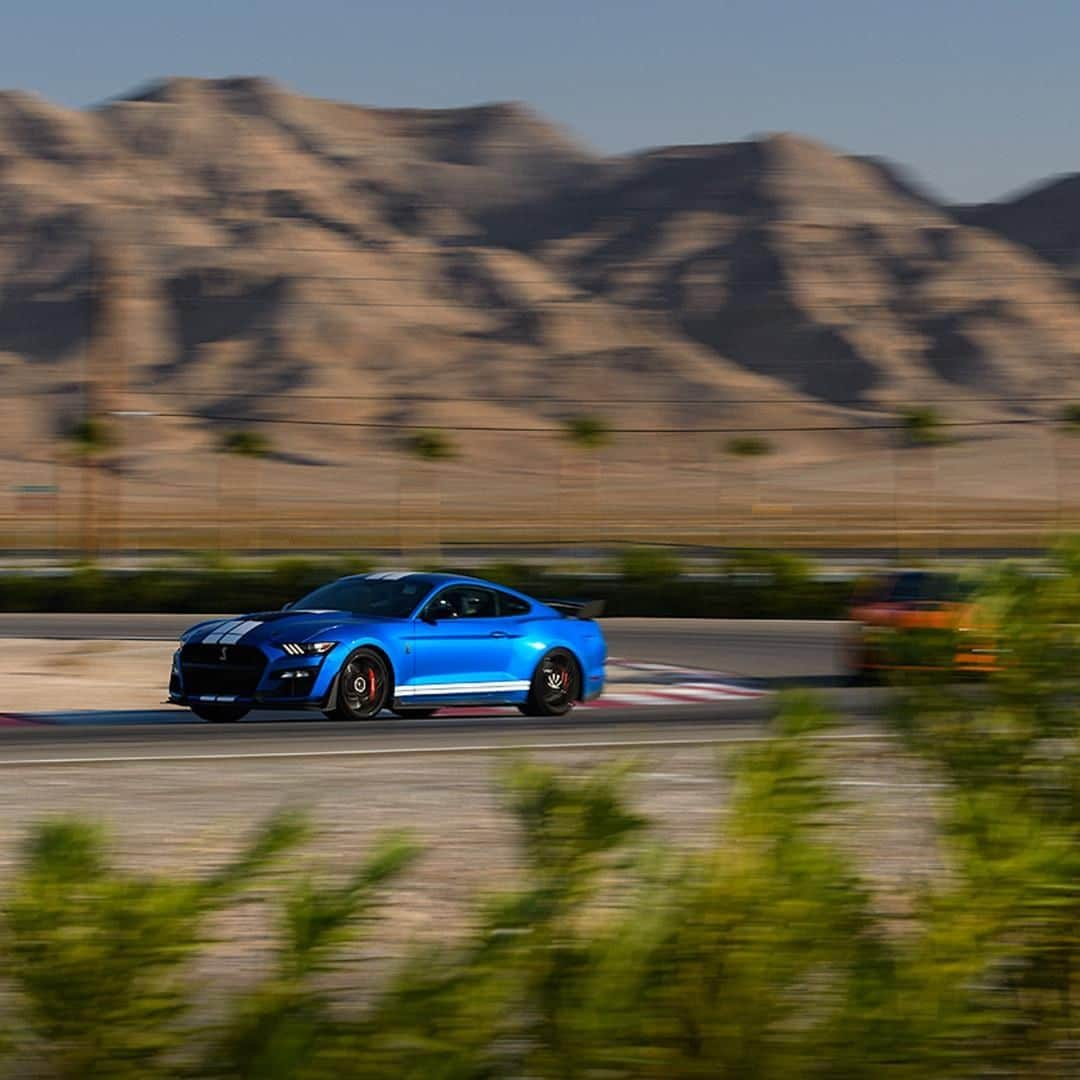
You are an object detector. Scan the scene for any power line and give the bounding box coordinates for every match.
[2,232,1080,268]
[149,410,1067,434]
[3,259,1080,294]
[91,389,1078,406]
[45,292,1080,314]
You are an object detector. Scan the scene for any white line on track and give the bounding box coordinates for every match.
[833,779,946,790]
[0,731,890,768]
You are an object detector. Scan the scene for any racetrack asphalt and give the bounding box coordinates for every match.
[0,615,847,681]
[0,616,855,759]
[0,691,892,763]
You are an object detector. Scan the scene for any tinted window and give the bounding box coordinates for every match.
[293,575,433,618]
[497,591,531,616]
[887,572,964,603]
[427,586,497,618]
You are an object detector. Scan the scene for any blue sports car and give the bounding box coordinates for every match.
[169,571,606,722]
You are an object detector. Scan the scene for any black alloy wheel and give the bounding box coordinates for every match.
[519,648,580,717]
[325,648,392,721]
[190,704,250,723]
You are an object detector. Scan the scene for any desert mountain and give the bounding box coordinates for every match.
[483,134,1080,406]
[956,174,1080,284]
[0,76,1078,472]
[0,77,833,457]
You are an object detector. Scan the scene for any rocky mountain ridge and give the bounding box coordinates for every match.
[1,77,1078,459]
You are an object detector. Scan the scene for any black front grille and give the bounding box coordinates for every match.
[180,644,267,698]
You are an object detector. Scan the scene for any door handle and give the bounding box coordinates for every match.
[490,630,510,638]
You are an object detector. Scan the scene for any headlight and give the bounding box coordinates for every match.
[279,642,335,656]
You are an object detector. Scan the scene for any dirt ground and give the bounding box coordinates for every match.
[0,638,174,713]
[2,421,1079,552]
[0,730,944,1006]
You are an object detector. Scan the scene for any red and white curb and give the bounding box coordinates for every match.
[586,684,763,708]
[0,713,42,727]
[592,658,764,707]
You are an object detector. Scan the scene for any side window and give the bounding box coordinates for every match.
[496,591,531,617]
[428,586,497,619]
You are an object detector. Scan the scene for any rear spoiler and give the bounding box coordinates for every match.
[545,599,605,620]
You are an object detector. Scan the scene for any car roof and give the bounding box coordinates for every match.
[352,570,515,590]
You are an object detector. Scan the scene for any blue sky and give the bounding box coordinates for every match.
[1,0,1077,201]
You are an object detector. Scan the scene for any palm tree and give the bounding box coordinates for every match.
[216,428,272,553]
[64,416,115,559]
[895,406,945,558]
[401,429,457,557]
[1054,405,1080,531]
[560,415,612,542]
[723,435,773,545]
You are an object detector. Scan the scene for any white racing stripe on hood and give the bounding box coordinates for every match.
[191,619,226,642]
[202,619,264,644]
[218,620,263,643]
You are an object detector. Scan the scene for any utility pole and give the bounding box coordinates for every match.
[80,225,129,559]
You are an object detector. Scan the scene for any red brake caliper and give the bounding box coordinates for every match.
[368,667,377,702]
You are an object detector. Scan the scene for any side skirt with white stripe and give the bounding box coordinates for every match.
[395,680,530,698]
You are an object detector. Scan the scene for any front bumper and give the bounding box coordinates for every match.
[169,642,341,709]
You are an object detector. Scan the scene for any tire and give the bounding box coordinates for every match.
[190,704,250,723]
[324,647,392,721]
[845,665,876,687]
[391,707,440,719]
[518,648,580,717]
[843,628,877,686]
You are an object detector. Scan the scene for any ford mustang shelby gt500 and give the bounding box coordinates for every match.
[169,571,606,722]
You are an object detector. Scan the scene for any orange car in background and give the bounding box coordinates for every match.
[847,569,998,679]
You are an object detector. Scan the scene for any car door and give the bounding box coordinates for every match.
[408,585,516,696]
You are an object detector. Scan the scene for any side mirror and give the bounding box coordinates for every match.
[422,597,454,624]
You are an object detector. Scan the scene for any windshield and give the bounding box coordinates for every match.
[292,575,435,618]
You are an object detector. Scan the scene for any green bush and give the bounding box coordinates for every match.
[480,560,535,592]
[1,810,309,1078]
[613,545,684,583]
[899,405,945,446]
[879,541,1080,1073]
[405,429,457,461]
[220,429,272,458]
[5,647,1079,1075]
[562,414,613,450]
[0,551,853,617]
[722,547,812,588]
[724,434,772,457]
[64,416,116,456]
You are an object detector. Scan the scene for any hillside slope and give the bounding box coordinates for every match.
[483,134,1080,407]
[1,79,1079,550]
[0,77,839,455]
